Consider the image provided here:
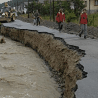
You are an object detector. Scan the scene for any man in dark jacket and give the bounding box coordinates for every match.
[34,10,40,26]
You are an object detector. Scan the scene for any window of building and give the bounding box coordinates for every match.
[95,0,98,5]
[85,1,87,6]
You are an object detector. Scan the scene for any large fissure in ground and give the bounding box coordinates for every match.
[0,25,87,98]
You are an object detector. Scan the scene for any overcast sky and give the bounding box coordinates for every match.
[0,0,9,4]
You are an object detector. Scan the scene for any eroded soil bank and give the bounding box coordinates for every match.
[0,25,87,98]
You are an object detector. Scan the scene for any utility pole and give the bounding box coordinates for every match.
[89,0,90,14]
[14,3,16,10]
[28,0,29,18]
[12,0,13,8]
[53,0,55,21]
[17,1,18,12]
[23,0,24,12]
[50,0,51,21]
[8,1,9,6]
[9,0,11,6]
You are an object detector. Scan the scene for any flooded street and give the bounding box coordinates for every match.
[0,35,60,98]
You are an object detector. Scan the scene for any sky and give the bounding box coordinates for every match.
[0,0,9,4]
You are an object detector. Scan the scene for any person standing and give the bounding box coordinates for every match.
[79,9,88,39]
[56,9,65,32]
[34,10,40,26]
[32,11,36,25]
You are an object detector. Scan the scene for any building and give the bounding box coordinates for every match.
[15,2,32,14]
[83,0,98,13]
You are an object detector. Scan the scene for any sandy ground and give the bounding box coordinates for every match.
[0,35,61,98]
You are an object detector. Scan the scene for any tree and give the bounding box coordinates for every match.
[72,0,85,18]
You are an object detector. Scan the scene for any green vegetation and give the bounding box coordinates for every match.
[87,13,98,27]
[72,0,85,18]
[20,12,98,27]
[65,10,76,22]
[0,22,2,26]
[20,0,98,27]
[20,13,33,18]
[25,0,85,22]
[41,15,50,20]
[20,14,28,18]
[26,1,71,16]
[72,13,98,27]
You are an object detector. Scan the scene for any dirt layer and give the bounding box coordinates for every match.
[0,25,87,98]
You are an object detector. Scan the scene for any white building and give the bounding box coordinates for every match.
[15,2,32,14]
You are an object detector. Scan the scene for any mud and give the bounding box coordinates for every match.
[0,35,61,98]
[0,25,87,98]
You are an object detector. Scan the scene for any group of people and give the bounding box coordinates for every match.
[56,8,88,39]
[32,8,88,39]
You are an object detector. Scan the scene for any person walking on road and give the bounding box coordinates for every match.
[79,9,88,39]
[56,9,65,32]
[32,11,36,25]
[34,10,40,26]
